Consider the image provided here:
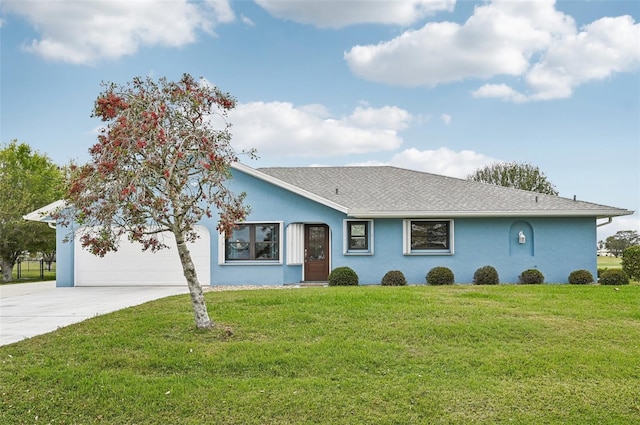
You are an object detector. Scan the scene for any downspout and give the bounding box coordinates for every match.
[597,217,613,227]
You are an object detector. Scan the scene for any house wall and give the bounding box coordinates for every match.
[211,168,347,285]
[211,168,598,285]
[54,167,598,287]
[56,223,75,287]
[331,217,596,285]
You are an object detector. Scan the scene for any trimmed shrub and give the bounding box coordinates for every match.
[621,245,640,281]
[519,269,544,284]
[328,267,359,286]
[426,267,454,285]
[599,269,629,286]
[568,269,595,285]
[473,265,499,285]
[381,270,407,286]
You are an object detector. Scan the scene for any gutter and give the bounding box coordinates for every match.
[597,217,613,227]
[22,199,67,229]
[348,210,634,219]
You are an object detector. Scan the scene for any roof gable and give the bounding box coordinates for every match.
[233,163,632,219]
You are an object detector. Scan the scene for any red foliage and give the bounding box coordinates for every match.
[94,92,129,121]
[217,97,235,109]
[63,73,250,264]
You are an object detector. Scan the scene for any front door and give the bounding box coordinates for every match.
[304,224,329,281]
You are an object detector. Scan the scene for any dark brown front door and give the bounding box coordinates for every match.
[304,224,329,281]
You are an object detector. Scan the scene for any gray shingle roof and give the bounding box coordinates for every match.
[249,165,632,219]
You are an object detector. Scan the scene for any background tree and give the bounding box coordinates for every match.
[467,161,559,195]
[57,74,253,329]
[0,141,63,282]
[605,230,640,257]
[621,245,640,281]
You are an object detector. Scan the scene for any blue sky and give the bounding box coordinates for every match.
[1,0,639,240]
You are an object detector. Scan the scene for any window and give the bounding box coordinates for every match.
[225,223,281,262]
[403,220,453,255]
[344,220,373,254]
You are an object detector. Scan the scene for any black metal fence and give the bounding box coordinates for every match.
[14,259,56,280]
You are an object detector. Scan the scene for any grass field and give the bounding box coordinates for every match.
[5,260,56,283]
[1,285,639,424]
[598,255,623,270]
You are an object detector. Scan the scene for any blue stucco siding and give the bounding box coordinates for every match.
[212,168,598,285]
[325,217,596,285]
[54,166,599,287]
[524,217,597,283]
[210,167,348,285]
[55,222,74,287]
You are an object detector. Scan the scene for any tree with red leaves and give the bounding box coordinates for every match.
[58,74,253,329]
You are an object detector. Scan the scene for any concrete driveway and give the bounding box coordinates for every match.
[0,282,188,346]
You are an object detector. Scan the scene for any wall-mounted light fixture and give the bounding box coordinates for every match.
[518,231,526,244]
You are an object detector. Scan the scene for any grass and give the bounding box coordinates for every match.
[2,260,56,283]
[598,255,623,270]
[1,285,639,424]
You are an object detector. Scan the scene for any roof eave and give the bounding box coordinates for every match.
[347,209,635,219]
[22,199,67,223]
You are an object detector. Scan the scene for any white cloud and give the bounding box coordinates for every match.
[475,14,640,102]
[344,0,573,86]
[241,15,255,27]
[209,0,235,23]
[471,83,528,102]
[346,105,412,130]
[350,147,496,179]
[229,102,411,157]
[524,15,640,101]
[3,0,235,64]
[440,114,452,125]
[255,0,455,28]
[345,0,640,101]
[390,147,495,178]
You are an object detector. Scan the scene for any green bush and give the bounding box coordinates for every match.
[328,267,359,286]
[621,245,640,281]
[599,269,629,286]
[473,265,499,285]
[426,267,454,285]
[381,270,407,286]
[568,269,595,285]
[519,269,544,284]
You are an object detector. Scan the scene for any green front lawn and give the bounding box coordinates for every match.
[1,285,639,424]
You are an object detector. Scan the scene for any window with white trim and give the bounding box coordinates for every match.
[344,220,373,255]
[224,223,281,262]
[403,220,453,255]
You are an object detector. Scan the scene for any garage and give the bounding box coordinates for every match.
[74,226,211,286]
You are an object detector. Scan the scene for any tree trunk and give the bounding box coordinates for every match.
[174,231,213,329]
[1,257,14,282]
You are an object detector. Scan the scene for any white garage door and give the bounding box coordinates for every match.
[74,226,210,286]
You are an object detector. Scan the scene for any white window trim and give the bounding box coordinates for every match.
[343,219,374,255]
[218,221,284,265]
[403,219,454,256]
